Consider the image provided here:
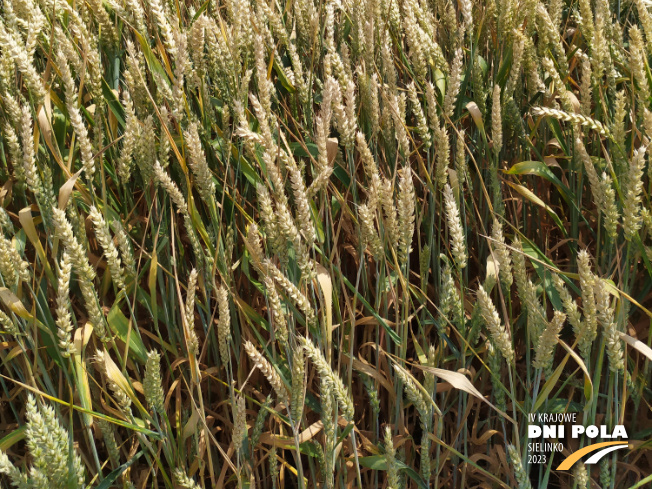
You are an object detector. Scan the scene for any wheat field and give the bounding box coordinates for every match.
[0,0,651,486]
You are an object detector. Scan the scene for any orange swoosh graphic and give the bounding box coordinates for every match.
[556,441,629,470]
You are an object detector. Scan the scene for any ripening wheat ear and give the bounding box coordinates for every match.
[434,121,450,188]
[477,285,514,363]
[577,250,598,359]
[184,122,216,205]
[3,123,23,186]
[533,311,565,370]
[56,50,95,179]
[52,207,108,341]
[299,337,354,420]
[244,340,289,403]
[594,279,624,372]
[491,85,503,155]
[491,218,513,288]
[623,145,648,240]
[407,82,431,149]
[263,275,289,345]
[574,462,589,489]
[356,131,382,210]
[20,105,41,196]
[439,260,462,327]
[380,179,399,249]
[0,450,20,483]
[232,395,247,454]
[14,395,86,486]
[110,220,136,280]
[0,22,45,100]
[216,284,232,364]
[55,252,75,357]
[184,269,200,356]
[532,107,610,136]
[443,49,463,119]
[174,469,201,489]
[393,364,430,428]
[358,203,384,259]
[148,0,177,59]
[263,259,316,326]
[384,426,401,489]
[507,445,533,489]
[290,349,306,424]
[284,148,316,244]
[397,167,416,265]
[443,184,467,269]
[144,350,166,414]
[117,92,138,184]
[89,206,126,291]
[0,236,29,286]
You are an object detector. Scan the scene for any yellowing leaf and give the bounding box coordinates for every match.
[466,101,485,132]
[58,168,83,210]
[19,207,55,284]
[506,181,568,236]
[620,332,652,362]
[0,287,31,319]
[37,102,63,167]
[327,138,338,165]
[315,263,333,359]
[74,324,93,428]
[100,350,149,417]
[422,366,515,425]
